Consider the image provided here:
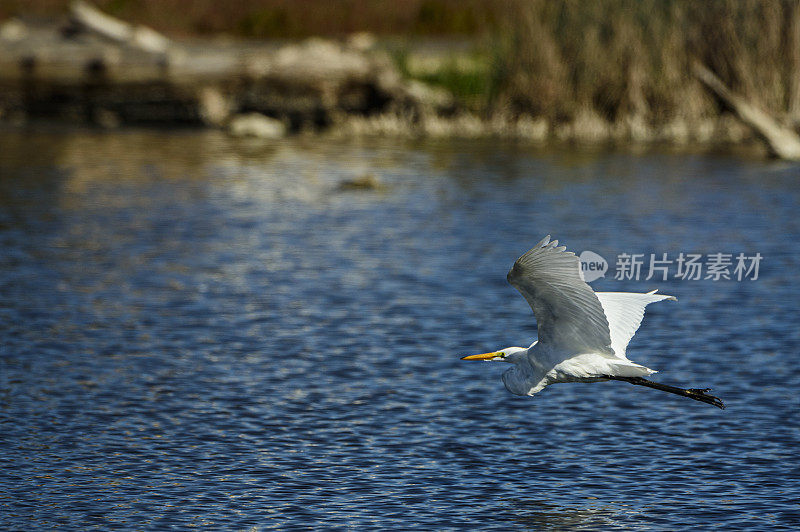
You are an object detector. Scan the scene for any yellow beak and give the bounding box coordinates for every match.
[460,352,500,360]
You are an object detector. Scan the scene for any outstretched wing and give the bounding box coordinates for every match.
[507,236,613,354]
[595,290,676,358]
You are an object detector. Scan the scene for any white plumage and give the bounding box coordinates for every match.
[462,236,724,409]
[595,290,675,359]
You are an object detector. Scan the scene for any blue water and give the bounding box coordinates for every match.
[1,130,799,529]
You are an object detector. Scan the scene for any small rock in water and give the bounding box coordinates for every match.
[228,113,286,139]
[338,173,384,191]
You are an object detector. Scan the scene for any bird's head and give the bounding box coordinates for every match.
[461,346,527,363]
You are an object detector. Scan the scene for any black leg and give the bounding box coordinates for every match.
[604,376,725,409]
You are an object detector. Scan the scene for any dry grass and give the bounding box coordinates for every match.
[490,0,800,124]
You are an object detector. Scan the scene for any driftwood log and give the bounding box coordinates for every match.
[70,0,170,54]
[693,61,800,160]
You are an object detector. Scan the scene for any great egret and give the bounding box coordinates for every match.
[462,236,724,409]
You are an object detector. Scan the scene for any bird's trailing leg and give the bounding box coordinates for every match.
[605,376,725,409]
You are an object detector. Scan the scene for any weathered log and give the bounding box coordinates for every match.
[70,0,170,54]
[692,61,800,160]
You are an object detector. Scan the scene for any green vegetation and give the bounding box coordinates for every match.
[391,47,494,111]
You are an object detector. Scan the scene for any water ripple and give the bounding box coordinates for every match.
[1,131,798,529]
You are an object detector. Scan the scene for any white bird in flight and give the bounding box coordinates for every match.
[462,236,724,409]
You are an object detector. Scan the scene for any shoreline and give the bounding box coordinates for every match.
[0,119,771,163]
[0,4,794,158]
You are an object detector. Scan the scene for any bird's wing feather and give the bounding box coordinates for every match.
[595,290,676,358]
[507,236,613,354]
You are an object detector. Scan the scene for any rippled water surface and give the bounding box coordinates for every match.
[1,129,799,529]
